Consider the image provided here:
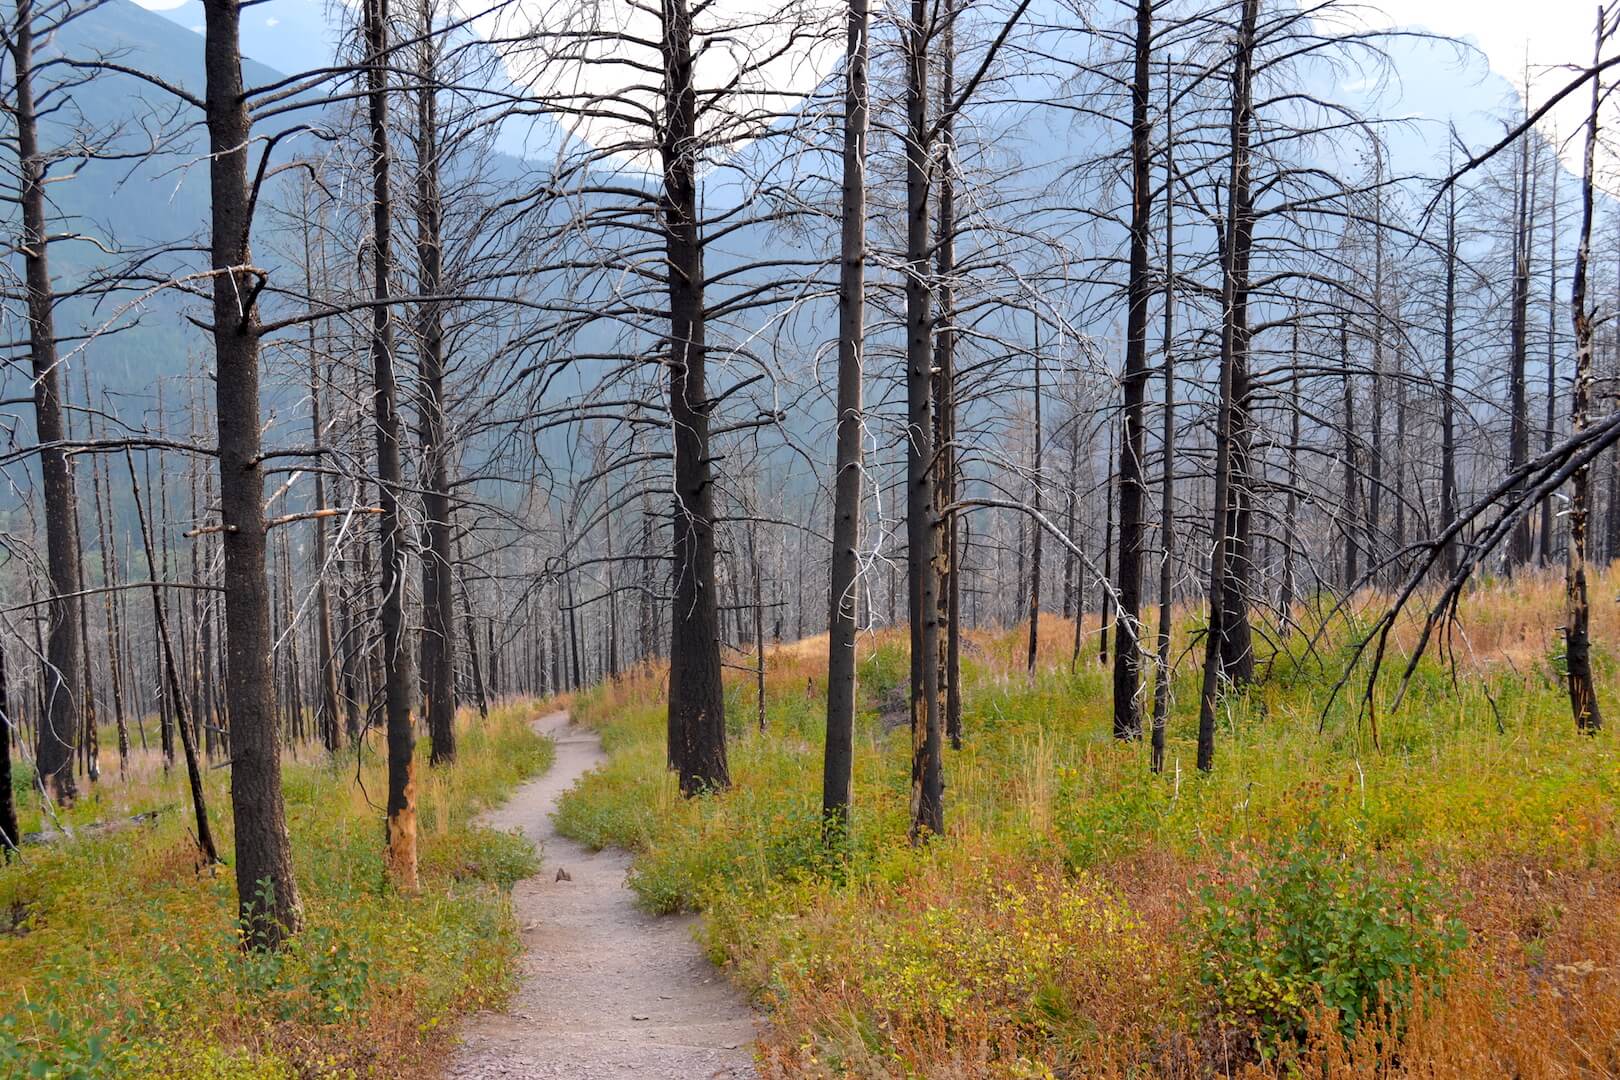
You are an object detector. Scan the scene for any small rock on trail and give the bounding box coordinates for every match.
[447,711,758,1080]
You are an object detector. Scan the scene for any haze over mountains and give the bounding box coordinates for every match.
[15,0,1588,417]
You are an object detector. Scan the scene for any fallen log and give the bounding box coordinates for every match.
[21,804,174,846]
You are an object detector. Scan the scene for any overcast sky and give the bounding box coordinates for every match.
[1368,0,1605,169]
[129,0,1608,168]
[1376,0,1597,94]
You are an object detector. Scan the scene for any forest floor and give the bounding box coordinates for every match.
[0,701,554,1077]
[448,709,758,1079]
[553,569,1620,1078]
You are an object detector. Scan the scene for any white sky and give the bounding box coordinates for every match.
[129,0,1600,84]
[130,0,1605,163]
[1366,0,1606,169]
[1375,0,1597,93]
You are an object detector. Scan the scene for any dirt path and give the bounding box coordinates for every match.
[448,710,758,1079]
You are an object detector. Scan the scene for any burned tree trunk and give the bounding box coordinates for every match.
[413,22,457,767]
[128,452,219,865]
[1442,143,1461,580]
[904,0,943,840]
[935,8,962,748]
[361,0,419,890]
[8,2,83,805]
[661,0,729,794]
[87,418,130,774]
[1565,13,1604,735]
[1508,124,1534,569]
[1149,56,1175,775]
[1112,0,1154,740]
[202,0,304,946]
[1542,157,1561,566]
[298,212,342,757]
[822,0,868,837]
[1196,0,1257,773]
[0,641,17,855]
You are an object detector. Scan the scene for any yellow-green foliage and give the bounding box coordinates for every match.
[0,700,553,1079]
[556,575,1620,1073]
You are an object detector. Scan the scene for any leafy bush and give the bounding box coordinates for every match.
[1054,768,1160,869]
[1195,819,1466,1050]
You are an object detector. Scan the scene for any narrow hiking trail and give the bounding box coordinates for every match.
[448,711,758,1079]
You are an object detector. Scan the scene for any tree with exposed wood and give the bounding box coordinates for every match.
[1565,3,1606,735]
[360,0,421,891]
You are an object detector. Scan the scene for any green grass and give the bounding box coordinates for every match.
[0,700,553,1079]
[554,617,1620,1073]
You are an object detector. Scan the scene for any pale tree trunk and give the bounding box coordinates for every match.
[1026,317,1043,674]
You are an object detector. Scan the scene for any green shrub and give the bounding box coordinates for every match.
[1194,818,1466,1050]
[419,825,540,889]
[1054,767,1160,869]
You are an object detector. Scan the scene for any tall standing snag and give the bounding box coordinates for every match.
[904,0,943,841]
[0,641,18,855]
[127,452,220,865]
[361,0,421,890]
[202,0,304,947]
[1149,53,1175,775]
[1565,3,1606,735]
[662,0,729,795]
[1112,0,1155,740]
[1195,0,1257,774]
[8,0,84,805]
[822,0,869,839]
[413,6,456,767]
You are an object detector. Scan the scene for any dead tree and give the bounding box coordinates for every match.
[361,0,420,891]
[1565,5,1606,734]
[412,3,456,766]
[821,0,868,836]
[1195,0,1257,774]
[1111,0,1155,740]
[202,0,305,946]
[6,0,85,805]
